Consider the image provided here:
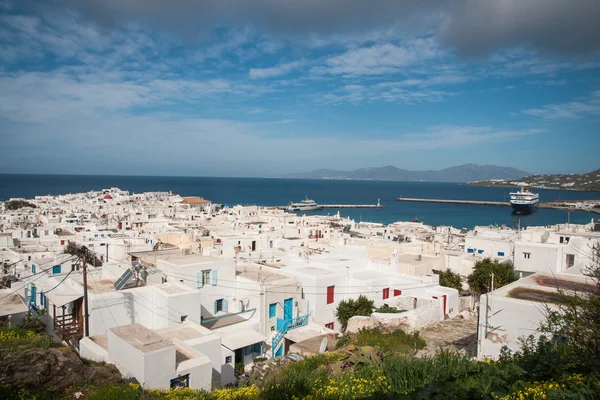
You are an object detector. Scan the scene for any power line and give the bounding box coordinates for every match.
[0,256,79,302]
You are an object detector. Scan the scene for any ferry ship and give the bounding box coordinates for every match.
[509,188,539,214]
[287,196,321,212]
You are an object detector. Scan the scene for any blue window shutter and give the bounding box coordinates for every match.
[254,342,261,353]
[52,265,61,274]
[210,270,217,286]
[223,299,228,313]
[30,286,36,305]
[32,264,36,274]
[244,346,250,356]
[197,272,203,288]
[214,300,217,314]
[269,303,276,318]
[498,252,505,257]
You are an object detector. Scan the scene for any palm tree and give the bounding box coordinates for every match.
[467,257,517,295]
[335,295,375,332]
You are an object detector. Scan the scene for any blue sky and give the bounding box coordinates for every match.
[0,0,599,177]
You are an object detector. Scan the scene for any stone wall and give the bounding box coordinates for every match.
[346,297,443,333]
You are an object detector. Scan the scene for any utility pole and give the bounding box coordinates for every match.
[81,247,90,337]
[490,272,494,330]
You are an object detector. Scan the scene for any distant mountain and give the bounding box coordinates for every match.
[280,164,530,183]
[469,169,600,191]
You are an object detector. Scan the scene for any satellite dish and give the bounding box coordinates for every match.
[319,337,328,354]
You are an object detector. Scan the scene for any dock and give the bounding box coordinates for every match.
[395,197,593,210]
[321,204,383,209]
[396,197,510,207]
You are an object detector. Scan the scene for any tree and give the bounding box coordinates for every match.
[438,269,463,292]
[467,257,517,295]
[335,295,375,332]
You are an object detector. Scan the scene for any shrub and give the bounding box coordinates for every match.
[437,269,463,291]
[374,306,406,314]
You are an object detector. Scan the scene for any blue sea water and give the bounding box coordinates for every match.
[0,174,598,229]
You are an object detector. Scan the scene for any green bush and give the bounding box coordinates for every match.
[374,306,406,314]
[437,269,463,291]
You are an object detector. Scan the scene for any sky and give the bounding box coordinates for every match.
[0,0,599,177]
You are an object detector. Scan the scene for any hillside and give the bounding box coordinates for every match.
[281,164,530,183]
[469,169,600,191]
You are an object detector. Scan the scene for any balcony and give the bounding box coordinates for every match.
[54,314,83,341]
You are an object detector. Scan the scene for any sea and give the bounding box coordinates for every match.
[1,174,598,229]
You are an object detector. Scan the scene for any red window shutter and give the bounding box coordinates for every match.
[383,288,389,299]
[394,289,401,297]
[327,286,335,304]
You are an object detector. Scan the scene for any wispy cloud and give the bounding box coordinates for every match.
[249,60,305,79]
[313,38,443,76]
[522,90,600,119]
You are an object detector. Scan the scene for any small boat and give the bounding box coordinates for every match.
[287,196,321,212]
[510,188,539,214]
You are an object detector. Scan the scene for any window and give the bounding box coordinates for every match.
[197,270,211,288]
[269,303,277,318]
[180,315,187,322]
[52,265,61,274]
[253,343,262,354]
[467,248,474,254]
[566,254,575,268]
[215,299,223,313]
[477,249,484,254]
[498,252,505,257]
[383,288,390,300]
[394,289,402,297]
[326,286,335,304]
[523,252,531,259]
[560,236,564,244]
[325,322,334,330]
[244,345,251,356]
[170,374,190,389]
[32,264,36,274]
[60,240,65,245]
[226,356,232,364]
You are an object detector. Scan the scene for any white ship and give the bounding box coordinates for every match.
[509,188,540,214]
[287,196,321,212]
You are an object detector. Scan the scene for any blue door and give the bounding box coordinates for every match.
[284,298,293,320]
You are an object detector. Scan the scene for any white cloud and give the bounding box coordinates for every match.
[315,38,443,76]
[522,90,600,119]
[249,60,304,79]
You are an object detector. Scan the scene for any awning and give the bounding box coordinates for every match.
[221,330,266,351]
[45,292,83,308]
[0,289,28,317]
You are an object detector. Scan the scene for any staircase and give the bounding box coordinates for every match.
[271,315,308,357]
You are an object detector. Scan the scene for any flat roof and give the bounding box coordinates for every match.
[159,254,221,267]
[155,322,214,341]
[0,289,28,316]
[110,323,173,353]
[236,263,292,283]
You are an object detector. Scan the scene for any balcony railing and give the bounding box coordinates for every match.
[54,314,83,341]
[271,315,308,357]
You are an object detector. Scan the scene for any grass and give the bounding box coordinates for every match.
[507,288,571,304]
[355,328,425,355]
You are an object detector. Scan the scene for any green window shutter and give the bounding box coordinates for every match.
[197,272,203,288]
[214,300,218,314]
[210,270,217,286]
[223,299,228,313]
